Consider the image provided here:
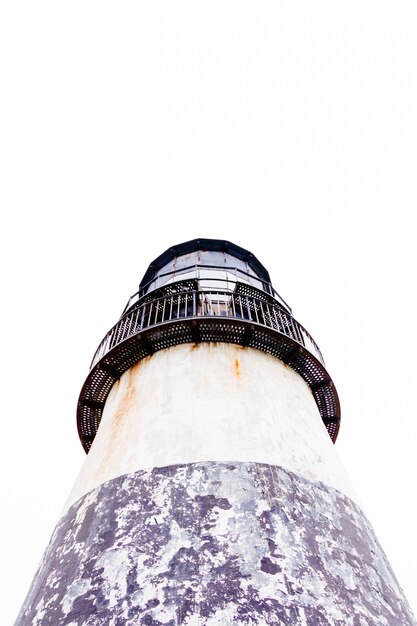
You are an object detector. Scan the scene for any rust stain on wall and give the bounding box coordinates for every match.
[113,377,136,431]
[234,358,240,377]
[91,364,142,488]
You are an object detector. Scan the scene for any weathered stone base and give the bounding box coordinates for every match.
[16,463,416,626]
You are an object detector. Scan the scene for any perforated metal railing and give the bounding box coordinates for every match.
[91,284,324,370]
[78,280,340,451]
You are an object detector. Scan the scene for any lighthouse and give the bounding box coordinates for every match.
[16,238,416,625]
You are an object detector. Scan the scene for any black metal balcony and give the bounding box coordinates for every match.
[77,276,340,452]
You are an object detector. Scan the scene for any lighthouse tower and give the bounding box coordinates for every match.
[16,239,416,626]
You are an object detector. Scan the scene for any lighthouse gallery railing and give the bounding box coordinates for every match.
[78,278,339,451]
[90,283,324,370]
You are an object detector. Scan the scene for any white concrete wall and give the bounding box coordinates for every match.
[66,342,356,508]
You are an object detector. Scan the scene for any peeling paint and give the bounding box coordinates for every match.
[15,462,416,626]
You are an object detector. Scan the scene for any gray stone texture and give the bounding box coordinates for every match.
[15,462,416,625]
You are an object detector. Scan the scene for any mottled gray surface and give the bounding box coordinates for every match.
[16,463,416,626]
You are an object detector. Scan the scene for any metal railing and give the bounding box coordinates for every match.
[91,285,324,370]
[122,264,292,315]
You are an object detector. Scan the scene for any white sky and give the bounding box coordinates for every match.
[1,1,416,623]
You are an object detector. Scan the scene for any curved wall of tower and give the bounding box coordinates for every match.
[68,342,354,507]
[16,342,416,626]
